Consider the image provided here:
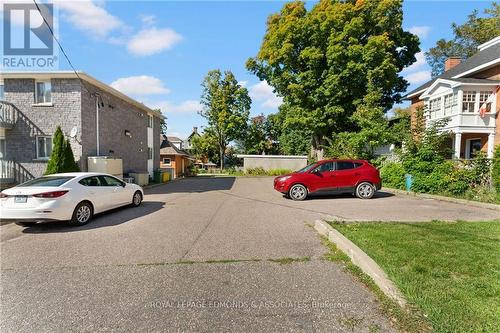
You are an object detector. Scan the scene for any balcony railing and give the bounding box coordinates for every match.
[0,101,16,129]
[427,112,496,129]
[0,160,34,186]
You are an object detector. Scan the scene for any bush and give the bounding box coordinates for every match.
[45,126,80,175]
[493,145,500,193]
[380,162,406,189]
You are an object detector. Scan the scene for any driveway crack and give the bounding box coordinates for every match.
[179,194,227,260]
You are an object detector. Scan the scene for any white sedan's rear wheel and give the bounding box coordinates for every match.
[69,202,93,226]
[289,184,307,201]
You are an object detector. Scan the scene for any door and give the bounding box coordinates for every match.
[310,161,336,192]
[78,176,111,213]
[331,161,362,190]
[99,175,130,208]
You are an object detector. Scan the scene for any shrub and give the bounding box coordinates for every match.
[380,162,406,189]
[492,145,500,193]
[45,126,80,175]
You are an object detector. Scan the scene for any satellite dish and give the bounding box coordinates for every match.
[70,127,78,138]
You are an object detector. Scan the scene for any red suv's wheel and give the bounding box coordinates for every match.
[289,184,307,201]
[355,182,375,199]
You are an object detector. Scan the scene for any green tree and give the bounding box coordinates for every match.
[62,139,80,172]
[191,130,221,166]
[200,70,251,169]
[151,108,168,134]
[247,0,419,158]
[238,119,268,155]
[425,2,500,77]
[45,126,79,175]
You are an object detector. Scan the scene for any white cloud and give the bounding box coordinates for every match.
[248,81,283,109]
[402,51,427,73]
[110,76,170,96]
[127,28,182,56]
[55,0,123,39]
[404,70,431,84]
[141,15,156,26]
[409,26,431,40]
[151,100,202,114]
[238,80,248,88]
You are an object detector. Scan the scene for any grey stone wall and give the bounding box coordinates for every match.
[3,78,82,178]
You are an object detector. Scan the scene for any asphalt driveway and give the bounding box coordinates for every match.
[1,177,498,332]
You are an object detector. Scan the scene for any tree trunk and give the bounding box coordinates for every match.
[310,134,324,161]
[220,146,224,171]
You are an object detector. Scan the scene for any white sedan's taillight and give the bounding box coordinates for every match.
[0,192,8,199]
[32,190,69,198]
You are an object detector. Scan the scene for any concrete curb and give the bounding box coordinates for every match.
[383,187,500,212]
[314,220,407,307]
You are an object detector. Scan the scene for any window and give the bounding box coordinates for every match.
[148,115,153,128]
[313,162,334,173]
[36,136,52,159]
[0,138,5,159]
[479,91,493,113]
[0,82,4,100]
[336,161,355,170]
[79,176,102,187]
[35,81,51,104]
[100,175,124,187]
[22,176,74,187]
[462,91,476,113]
[148,147,153,160]
[443,93,457,115]
[163,158,171,165]
[428,98,441,118]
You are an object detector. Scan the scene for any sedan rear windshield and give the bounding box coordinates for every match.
[19,176,74,187]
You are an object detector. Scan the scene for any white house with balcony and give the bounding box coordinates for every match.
[405,36,500,159]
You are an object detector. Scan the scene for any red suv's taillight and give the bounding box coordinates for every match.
[33,190,69,198]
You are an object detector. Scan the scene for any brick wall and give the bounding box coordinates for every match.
[80,84,160,174]
[3,78,82,178]
[4,77,161,178]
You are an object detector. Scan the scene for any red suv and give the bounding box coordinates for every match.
[274,159,381,200]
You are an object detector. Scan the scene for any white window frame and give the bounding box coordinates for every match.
[462,91,476,113]
[428,98,441,119]
[34,80,52,105]
[36,135,52,160]
[148,147,153,160]
[479,90,493,114]
[162,158,171,165]
[148,114,153,128]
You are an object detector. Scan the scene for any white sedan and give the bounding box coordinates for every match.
[0,172,144,226]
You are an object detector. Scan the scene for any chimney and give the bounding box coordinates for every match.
[193,126,198,133]
[445,57,461,71]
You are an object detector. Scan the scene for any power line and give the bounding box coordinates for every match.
[31,0,96,97]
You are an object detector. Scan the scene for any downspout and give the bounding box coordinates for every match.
[95,93,100,156]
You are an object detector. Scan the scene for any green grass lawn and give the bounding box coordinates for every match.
[330,221,500,333]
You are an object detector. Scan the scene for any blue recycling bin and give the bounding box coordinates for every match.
[405,174,413,192]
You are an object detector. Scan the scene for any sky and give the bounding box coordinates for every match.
[2,0,495,139]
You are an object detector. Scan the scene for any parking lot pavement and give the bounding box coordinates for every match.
[1,176,497,332]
